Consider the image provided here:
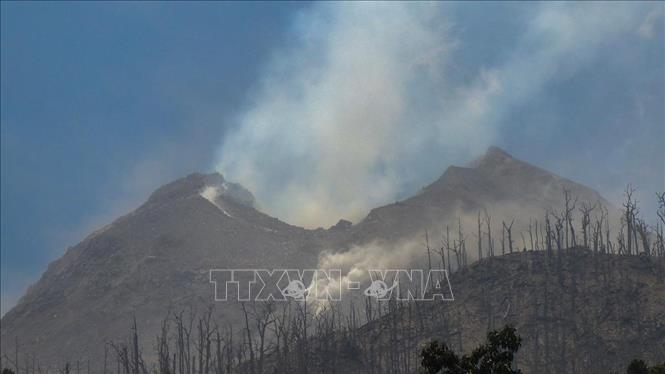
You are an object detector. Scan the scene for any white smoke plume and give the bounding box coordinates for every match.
[304,238,428,313]
[215,2,653,229]
[309,195,621,310]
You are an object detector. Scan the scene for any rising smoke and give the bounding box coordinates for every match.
[215,2,656,229]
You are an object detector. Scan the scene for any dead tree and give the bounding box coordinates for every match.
[174,310,194,374]
[130,316,145,374]
[623,185,638,255]
[520,232,527,252]
[484,209,494,257]
[529,219,535,251]
[579,202,596,250]
[438,226,449,274]
[211,325,222,374]
[545,212,553,256]
[503,219,515,254]
[635,218,651,257]
[240,303,256,374]
[156,316,171,374]
[477,211,483,260]
[103,344,108,374]
[657,192,665,227]
[592,209,605,253]
[253,302,277,374]
[563,189,578,248]
[443,225,461,271]
[501,222,506,256]
[15,337,20,374]
[225,326,234,374]
[618,220,627,255]
[458,218,467,267]
[424,230,433,276]
[195,309,213,374]
[656,192,665,258]
[605,206,614,254]
[108,342,130,374]
[553,211,564,252]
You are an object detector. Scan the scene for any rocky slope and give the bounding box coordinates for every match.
[0,147,627,369]
[344,146,613,245]
[304,249,665,374]
[1,173,331,365]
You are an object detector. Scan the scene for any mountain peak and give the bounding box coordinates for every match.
[329,219,353,231]
[485,145,512,158]
[2,147,618,366]
[420,147,518,194]
[146,172,255,208]
[470,146,514,169]
[145,173,211,205]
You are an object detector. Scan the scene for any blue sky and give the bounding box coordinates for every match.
[1,2,663,315]
[1,1,307,314]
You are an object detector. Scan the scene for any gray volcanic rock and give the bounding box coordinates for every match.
[344,146,613,245]
[0,147,621,368]
[304,249,665,374]
[330,219,353,231]
[1,172,329,365]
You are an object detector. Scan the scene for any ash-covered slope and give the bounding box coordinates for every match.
[331,249,665,374]
[0,173,331,365]
[345,146,613,245]
[0,146,619,367]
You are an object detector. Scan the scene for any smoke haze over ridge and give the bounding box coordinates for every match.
[2,1,662,315]
[215,2,662,228]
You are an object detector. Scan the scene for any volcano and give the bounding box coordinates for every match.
[0,147,628,369]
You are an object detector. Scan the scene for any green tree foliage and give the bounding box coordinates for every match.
[2,368,16,374]
[628,359,650,374]
[625,359,665,374]
[421,325,522,374]
[649,363,665,374]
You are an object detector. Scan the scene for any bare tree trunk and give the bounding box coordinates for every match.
[459,218,467,267]
[132,317,139,374]
[503,219,514,254]
[241,303,256,374]
[424,230,433,284]
[103,344,108,374]
[477,211,483,260]
[529,219,535,251]
[485,210,494,257]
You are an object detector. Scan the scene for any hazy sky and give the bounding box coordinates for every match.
[1,2,663,315]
